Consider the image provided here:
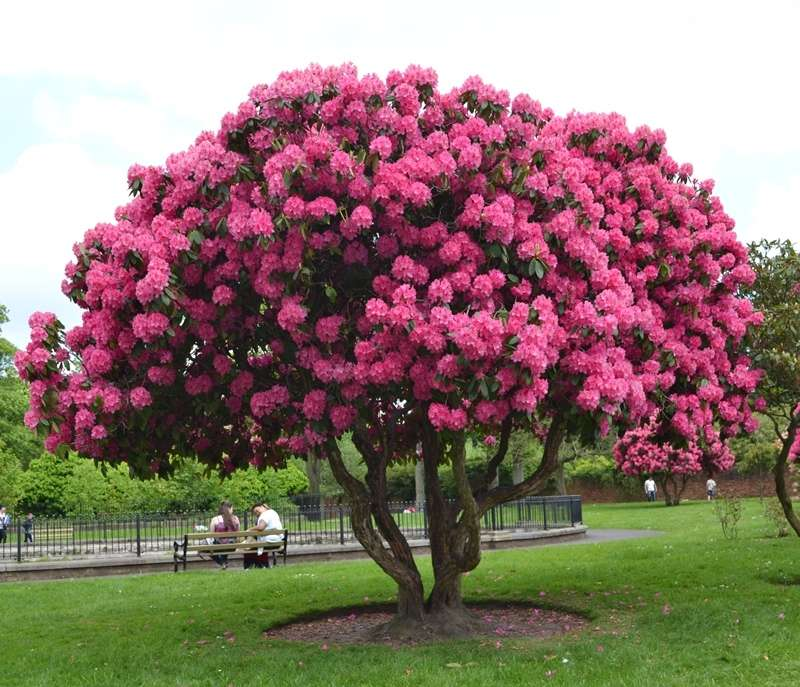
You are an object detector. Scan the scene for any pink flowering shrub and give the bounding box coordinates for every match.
[16,64,761,478]
[614,415,734,491]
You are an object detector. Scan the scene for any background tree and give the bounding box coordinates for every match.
[614,415,734,505]
[742,239,800,535]
[17,65,760,636]
[0,304,43,469]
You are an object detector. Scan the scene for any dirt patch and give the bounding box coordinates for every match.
[262,603,588,646]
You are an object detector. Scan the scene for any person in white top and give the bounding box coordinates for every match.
[644,477,657,502]
[244,503,284,569]
[706,478,717,501]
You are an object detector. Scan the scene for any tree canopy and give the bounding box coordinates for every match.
[16,65,761,634]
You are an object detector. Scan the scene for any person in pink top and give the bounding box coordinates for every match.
[209,500,240,569]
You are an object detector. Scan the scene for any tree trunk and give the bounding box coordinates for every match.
[417,424,485,634]
[304,451,322,520]
[414,459,425,508]
[554,464,567,496]
[775,420,800,537]
[322,412,567,639]
[325,439,426,629]
[660,474,689,506]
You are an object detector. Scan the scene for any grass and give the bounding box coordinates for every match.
[2,497,799,686]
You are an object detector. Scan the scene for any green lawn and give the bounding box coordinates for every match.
[2,498,798,686]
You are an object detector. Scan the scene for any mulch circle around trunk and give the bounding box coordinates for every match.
[262,603,588,646]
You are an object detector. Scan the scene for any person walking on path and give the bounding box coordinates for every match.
[209,501,240,569]
[706,477,717,501]
[23,513,34,543]
[644,477,657,502]
[0,506,10,544]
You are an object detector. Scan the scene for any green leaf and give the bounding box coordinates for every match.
[188,230,203,245]
[658,263,671,281]
[325,285,338,303]
[528,258,546,279]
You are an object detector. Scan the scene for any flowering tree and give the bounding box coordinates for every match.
[743,240,800,535]
[16,65,761,636]
[614,415,734,505]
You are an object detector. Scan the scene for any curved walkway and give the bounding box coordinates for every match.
[549,527,664,545]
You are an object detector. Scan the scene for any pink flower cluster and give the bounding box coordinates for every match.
[614,415,735,477]
[17,64,760,475]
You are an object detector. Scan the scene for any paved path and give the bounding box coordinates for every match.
[552,527,664,545]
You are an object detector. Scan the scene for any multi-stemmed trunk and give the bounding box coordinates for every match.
[660,473,689,506]
[323,412,566,638]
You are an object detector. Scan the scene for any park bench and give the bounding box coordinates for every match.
[173,529,288,572]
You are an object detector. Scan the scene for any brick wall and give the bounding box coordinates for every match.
[567,471,780,504]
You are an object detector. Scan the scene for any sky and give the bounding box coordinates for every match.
[1,0,798,349]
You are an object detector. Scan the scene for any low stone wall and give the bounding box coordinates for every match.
[0,525,587,582]
[568,471,778,504]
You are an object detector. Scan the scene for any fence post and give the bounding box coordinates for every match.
[422,503,428,539]
[490,507,497,531]
[542,499,548,530]
[135,515,142,557]
[338,505,345,545]
[17,518,22,563]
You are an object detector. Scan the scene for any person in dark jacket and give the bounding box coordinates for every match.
[23,513,34,543]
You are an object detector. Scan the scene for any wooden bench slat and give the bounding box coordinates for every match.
[187,542,284,553]
[183,529,286,540]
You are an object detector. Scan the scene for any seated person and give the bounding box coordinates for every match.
[209,500,240,569]
[244,502,284,569]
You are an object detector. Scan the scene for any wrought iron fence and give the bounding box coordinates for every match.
[0,495,581,563]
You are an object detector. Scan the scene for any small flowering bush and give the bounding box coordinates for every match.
[16,64,762,623]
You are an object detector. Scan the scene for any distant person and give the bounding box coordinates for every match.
[23,513,34,543]
[706,477,717,501]
[644,477,657,502]
[209,501,240,569]
[0,506,9,544]
[244,502,284,569]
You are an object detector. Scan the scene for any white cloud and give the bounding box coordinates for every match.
[32,92,189,165]
[743,177,800,245]
[0,144,125,346]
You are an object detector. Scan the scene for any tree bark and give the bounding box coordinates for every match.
[421,424,484,633]
[325,439,425,624]
[774,419,800,537]
[660,474,689,506]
